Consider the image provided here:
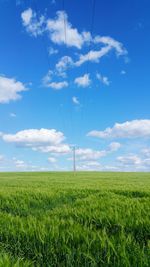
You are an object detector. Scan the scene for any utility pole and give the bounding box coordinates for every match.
[73,146,76,172]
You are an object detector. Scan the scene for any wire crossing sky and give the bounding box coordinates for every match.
[0,0,150,171]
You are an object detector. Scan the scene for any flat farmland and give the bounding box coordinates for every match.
[0,172,150,266]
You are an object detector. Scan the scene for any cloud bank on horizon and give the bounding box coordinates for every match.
[1,119,150,171]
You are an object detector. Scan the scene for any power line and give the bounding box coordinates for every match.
[62,1,77,173]
[81,0,96,133]
[62,0,75,142]
[62,0,67,45]
[87,0,96,73]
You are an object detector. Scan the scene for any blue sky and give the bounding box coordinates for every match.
[0,0,150,171]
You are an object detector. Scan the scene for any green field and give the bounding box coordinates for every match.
[0,172,150,267]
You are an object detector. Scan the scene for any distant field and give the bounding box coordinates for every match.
[0,172,150,266]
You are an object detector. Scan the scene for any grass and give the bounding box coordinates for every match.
[0,172,150,266]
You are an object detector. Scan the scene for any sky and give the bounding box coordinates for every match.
[0,0,150,172]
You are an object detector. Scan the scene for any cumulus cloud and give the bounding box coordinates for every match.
[108,142,121,151]
[117,155,142,165]
[21,8,46,37]
[74,74,91,87]
[21,9,91,48]
[56,56,73,76]
[21,8,33,25]
[42,70,68,89]
[2,128,65,146]
[42,70,53,86]
[76,142,121,161]
[96,72,110,86]
[94,36,127,56]
[75,46,111,66]
[74,36,127,67]
[1,128,71,156]
[0,129,120,168]
[87,120,150,139]
[47,11,90,48]
[76,148,106,161]
[33,144,71,154]
[72,96,80,105]
[14,159,26,168]
[21,9,127,59]
[116,152,150,171]
[22,9,127,86]
[47,81,68,90]
[0,75,28,104]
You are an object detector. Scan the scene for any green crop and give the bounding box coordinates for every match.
[0,172,150,266]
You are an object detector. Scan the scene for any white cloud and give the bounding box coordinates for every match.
[89,150,150,172]
[94,36,127,56]
[43,56,72,87]
[74,74,91,87]
[0,75,28,104]
[48,157,57,163]
[47,81,68,90]
[56,56,73,76]
[47,11,90,49]
[117,155,142,165]
[21,9,91,49]
[87,120,150,139]
[96,73,110,86]
[34,144,71,154]
[74,36,127,67]
[76,142,120,161]
[21,8,33,25]
[116,152,150,171]
[14,160,26,168]
[108,142,121,151]
[76,148,107,161]
[42,70,53,86]
[1,129,71,156]
[48,47,58,56]
[21,8,46,37]
[42,70,68,89]
[75,46,111,67]
[2,128,65,146]
[12,158,48,171]
[21,8,127,82]
[72,96,80,105]
[21,9,127,82]
[21,9,127,62]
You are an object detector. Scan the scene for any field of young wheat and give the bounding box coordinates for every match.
[0,172,150,266]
